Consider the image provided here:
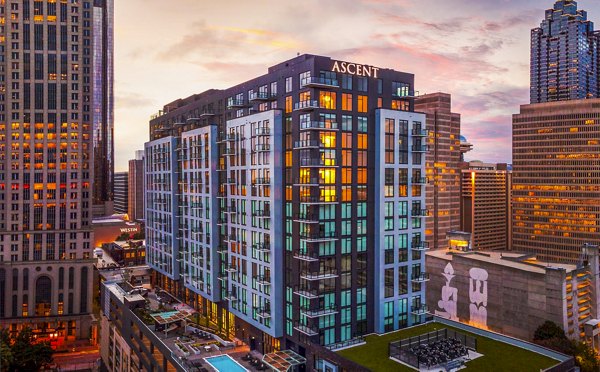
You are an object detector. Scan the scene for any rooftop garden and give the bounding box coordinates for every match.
[337,323,560,372]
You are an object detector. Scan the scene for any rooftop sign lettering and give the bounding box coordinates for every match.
[332,61,380,78]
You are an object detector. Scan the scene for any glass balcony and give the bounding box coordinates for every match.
[225,265,238,273]
[300,268,338,281]
[300,121,339,131]
[217,133,238,143]
[294,100,320,111]
[249,92,277,102]
[411,273,430,283]
[198,110,215,118]
[254,275,271,287]
[253,144,271,152]
[227,99,249,109]
[412,241,430,251]
[222,178,236,185]
[253,127,271,136]
[293,323,319,337]
[253,243,271,253]
[252,177,271,185]
[293,249,320,262]
[293,213,320,224]
[301,76,339,88]
[412,145,428,153]
[299,196,339,205]
[224,292,238,301]
[252,210,271,219]
[299,158,338,168]
[411,304,429,315]
[300,304,339,318]
[222,147,236,156]
[411,177,429,185]
[255,306,272,319]
[412,209,430,217]
[299,231,339,242]
[293,286,322,299]
[412,128,429,136]
[293,140,326,150]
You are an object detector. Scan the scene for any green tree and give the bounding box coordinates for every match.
[534,321,566,341]
[534,322,600,372]
[1,328,53,372]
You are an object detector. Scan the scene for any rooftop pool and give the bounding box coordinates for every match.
[204,355,248,372]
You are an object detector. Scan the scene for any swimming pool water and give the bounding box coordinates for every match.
[204,355,248,372]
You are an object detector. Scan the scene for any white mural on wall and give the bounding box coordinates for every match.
[469,268,488,327]
[436,263,459,321]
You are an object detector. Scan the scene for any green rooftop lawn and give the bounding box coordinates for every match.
[337,323,560,372]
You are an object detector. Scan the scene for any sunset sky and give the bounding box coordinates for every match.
[113,0,599,171]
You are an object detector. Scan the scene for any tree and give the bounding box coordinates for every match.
[1,327,53,372]
[534,321,567,341]
[533,322,600,372]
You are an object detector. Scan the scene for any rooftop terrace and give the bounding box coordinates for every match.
[337,319,571,372]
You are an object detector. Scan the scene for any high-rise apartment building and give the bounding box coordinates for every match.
[92,0,114,216]
[145,55,428,365]
[512,99,600,263]
[461,161,511,251]
[113,171,128,215]
[531,0,599,103]
[0,0,113,349]
[128,150,144,221]
[414,93,462,250]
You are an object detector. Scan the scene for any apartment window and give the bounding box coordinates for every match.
[285,77,292,93]
[341,93,352,111]
[357,77,368,92]
[357,95,368,113]
[341,74,352,90]
[319,91,336,110]
[299,71,311,87]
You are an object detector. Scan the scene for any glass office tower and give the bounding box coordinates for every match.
[531,0,599,103]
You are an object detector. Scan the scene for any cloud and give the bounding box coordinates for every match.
[116,92,156,109]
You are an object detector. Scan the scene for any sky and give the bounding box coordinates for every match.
[113,0,599,171]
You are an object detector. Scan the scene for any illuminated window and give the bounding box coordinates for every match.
[341,93,352,111]
[319,91,336,110]
[357,95,368,113]
[285,96,292,113]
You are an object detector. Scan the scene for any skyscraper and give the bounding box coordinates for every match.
[414,93,462,250]
[128,150,145,222]
[530,0,599,103]
[113,172,128,215]
[145,55,428,364]
[0,0,113,350]
[461,161,511,251]
[512,99,600,263]
[92,0,115,216]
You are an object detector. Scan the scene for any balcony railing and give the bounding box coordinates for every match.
[300,196,339,204]
[224,292,238,301]
[293,140,327,150]
[411,273,430,283]
[411,177,428,185]
[411,304,429,315]
[254,275,271,286]
[294,100,320,111]
[252,210,271,218]
[412,241,430,251]
[300,268,338,281]
[252,177,271,185]
[300,304,339,318]
[412,128,429,136]
[293,213,320,224]
[293,323,319,337]
[253,243,271,253]
[249,92,277,102]
[227,99,248,109]
[412,145,428,153]
[299,158,338,167]
[255,306,272,319]
[301,76,339,88]
[293,249,320,262]
[293,286,322,299]
[299,231,339,242]
[300,121,339,131]
[253,144,271,152]
[392,90,418,99]
[253,127,271,136]
[412,209,430,217]
[222,148,236,156]
[217,133,238,143]
[293,178,320,186]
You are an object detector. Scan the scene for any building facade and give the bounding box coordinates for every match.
[512,99,600,263]
[92,0,115,215]
[426,247,600,342]
[145,55,428,365]
[0,0,113,349]
[128,150,144,221]
[531,0,599,103]
[461,161,511,251]
[414,93,462,251]
[113,171,128,215]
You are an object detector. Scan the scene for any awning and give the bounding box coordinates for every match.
[262,350,307,372]
[150,309,193,325]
